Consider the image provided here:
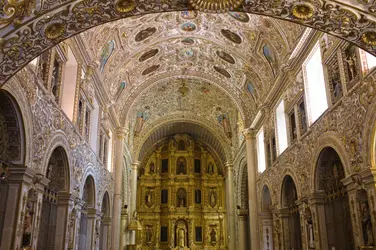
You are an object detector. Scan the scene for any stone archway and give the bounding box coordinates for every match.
[237,162,250,250]
[281,175,302,250]
[78,175,96,250]
[315,146,354,249]
[0,1,376,86]
[260,185,273,250]
[37,146,70,250]
[99,191,111,250]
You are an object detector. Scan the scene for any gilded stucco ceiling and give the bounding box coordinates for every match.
[80,11,305,121]
[76,11,307,156]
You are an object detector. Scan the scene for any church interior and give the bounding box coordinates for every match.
[1,1,376,250]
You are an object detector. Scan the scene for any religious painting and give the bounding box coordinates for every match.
[139,48,159,62]
[194,159,201,173]
[181,10,198,19]
[263,44,277,76]
[246,81,258,101]
[176,157,187,175]
[221,29,242,44]
[181,37,194,45]
[135,27,157,42]
[217,112,232,138]
[99,40,115,73]
[142,64,160,75]
[161,189,168,204]
[177,188,187,207]
[195,227,203,242]
[161,159,168,173]
[181,22,196,32]
[228,12,250,23]
[133,106,150,136]
[216,50,235,64]
[195,189,201,204]
[213,66,231,78]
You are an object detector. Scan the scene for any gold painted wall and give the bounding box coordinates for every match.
[137,134,227,250]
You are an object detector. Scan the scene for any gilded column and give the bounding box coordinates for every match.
[225,163,236,249]
[112,127,128,250]
[243,129,260,249]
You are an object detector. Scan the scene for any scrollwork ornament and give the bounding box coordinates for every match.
[0,0,36,29]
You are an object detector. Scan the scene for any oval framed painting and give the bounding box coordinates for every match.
[135,27,157,42]
[221,29,242,44]
[213,66,231,78]
[142,65,160,75]
[182,37,195,45]
[228,12,250,23]
[216,50,235,64]
[139,49,159,62]
[181,22,197,32]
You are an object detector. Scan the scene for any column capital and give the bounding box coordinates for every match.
[242,128,256,139]
[224,162,234,173]
[131,161,140,170]
[116,127,128,139]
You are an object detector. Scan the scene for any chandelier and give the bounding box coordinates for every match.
[189,0,244,13]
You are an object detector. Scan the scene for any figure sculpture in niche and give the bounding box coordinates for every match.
[361,201,374,245]
[21,201,34,247]
[149,162,155,174]
[178,229,185,247]
[210,229,217,244]
[207,163,214,174]
[210,189,217,207]
[177,189,186,207]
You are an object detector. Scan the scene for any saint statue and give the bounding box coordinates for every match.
[178,229,185,247]
[361,202,374,245]
[210,229,217,243]
[217,113,232,138]
[210,190,217,207]
[149,162,155,174]
[21,201,34,247]
[207,163,214,174]
[344,53,357,80]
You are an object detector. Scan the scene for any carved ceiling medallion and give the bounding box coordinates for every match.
[291,3,315,20]
[181,38,195,45]
[181,22,197,32]
[45,22,65,40]
[213,66,231,78]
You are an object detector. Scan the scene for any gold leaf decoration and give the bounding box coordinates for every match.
[361,31,376,46]
[291,3,314,21]
[0,0,36,29]
[45,22,65,40]
[189,0,244,13]
[115,0,136,13]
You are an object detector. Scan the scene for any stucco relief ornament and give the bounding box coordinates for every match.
[44,21,66,40]
[362,31,376,46]
[291,3,314,21]
[189,0,243,13]
[115,0,136,13]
